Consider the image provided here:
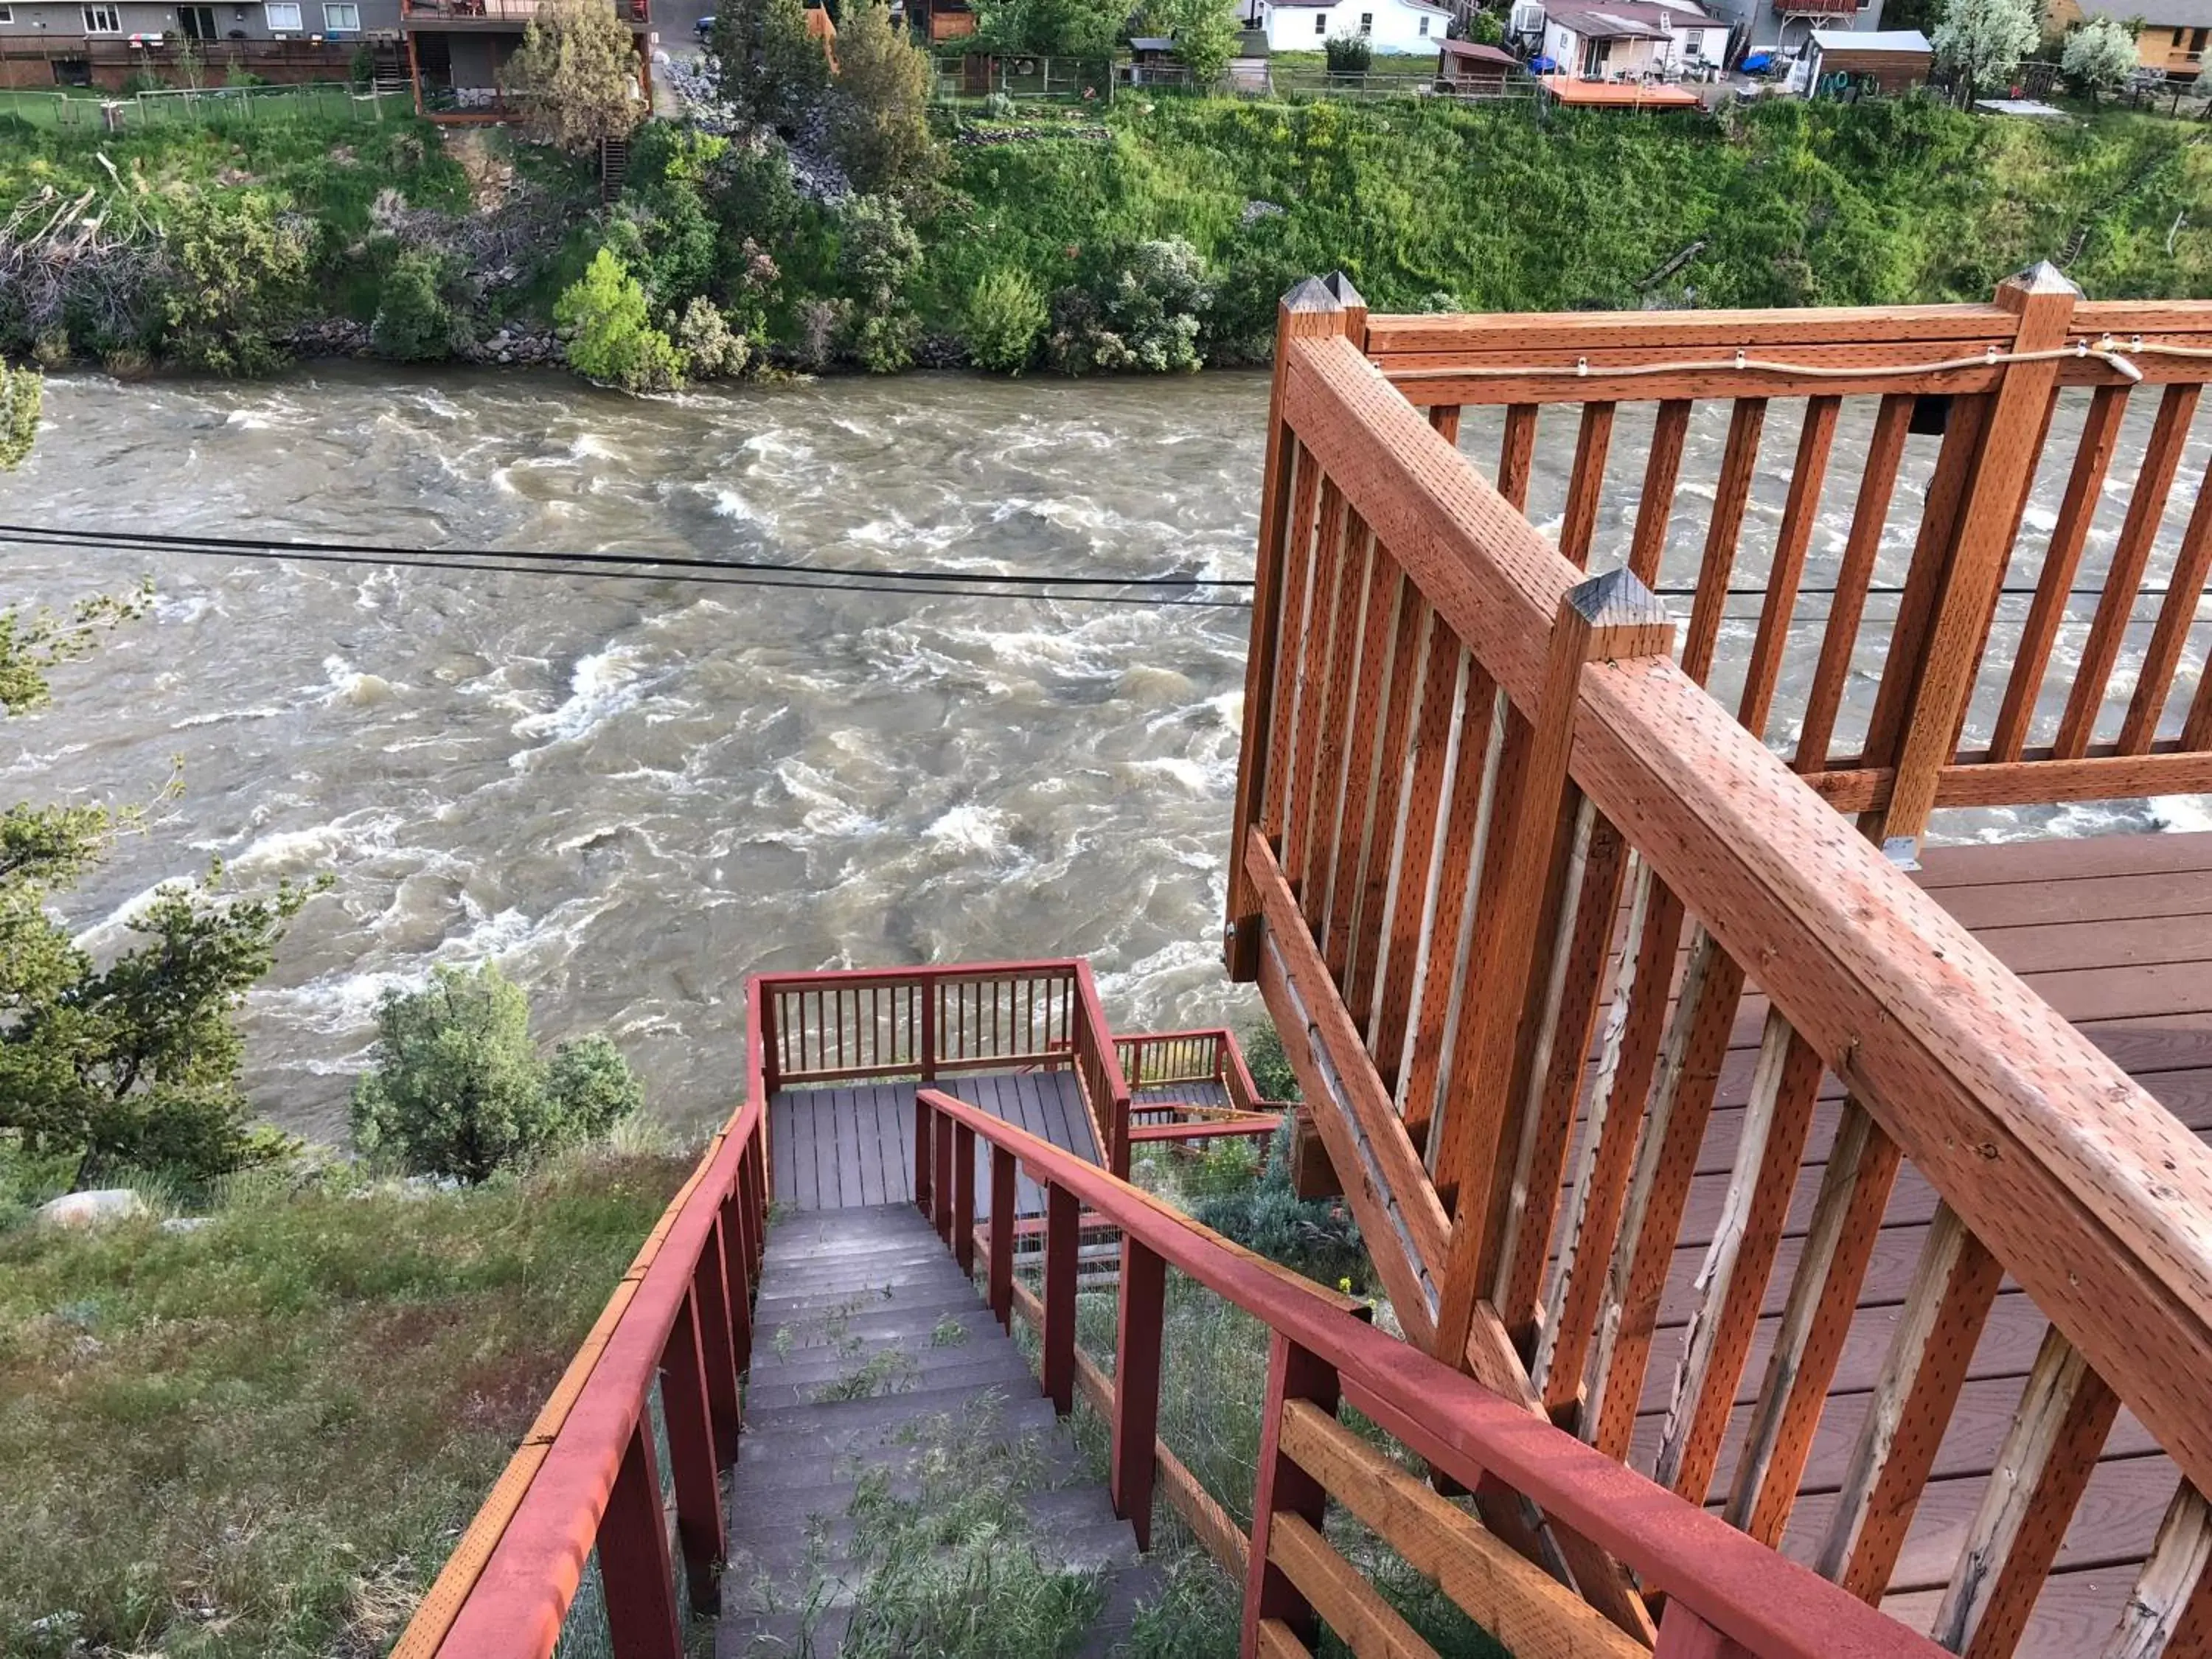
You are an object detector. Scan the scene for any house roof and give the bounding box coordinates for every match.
[1548,0,1725,35]
[2075,0,2212,25]
[1437,37,1520,62]
[1811,26,1930,49]
[1547,7,1673,38]
[1130,35,1177,48]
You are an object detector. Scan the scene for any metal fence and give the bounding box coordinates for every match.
[0,80,404,131]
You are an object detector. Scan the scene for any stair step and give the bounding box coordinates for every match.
[755,1297,995,1348]
[737,1391,1057,1470]
[745,1349,1034,1409]
[1075,1560,1169,1659]
[749,1308,1004,1379]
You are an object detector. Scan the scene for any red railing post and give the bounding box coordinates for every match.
[1112,1236,1167,1549]
[661,1288,726,1613]
[919,977,938,1082]
[597,1419,683,1659]
[990,1144,1017,1329]
[914,1091,933,1217]
[747,1136,768,1277]
[759,987,782,1096]
[953,1121,978,1276]
[692,1222,743,1467]
[933,1107,956,1246]
[1241,1333,1340,1659]
[1043,1181,1080,1415]
[720,1190,755,1387]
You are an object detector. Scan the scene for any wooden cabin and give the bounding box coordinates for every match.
[1434,35,1517,92]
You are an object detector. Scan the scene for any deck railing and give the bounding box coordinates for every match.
[389,1000,772,1659]
[757,960,1134,1173]
[1358,272,2212,840]
[913,1086,1939,1659]
[1224,272,2212,1655]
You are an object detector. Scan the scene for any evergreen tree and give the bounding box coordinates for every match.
[712,0,832,130]
[828,0,941,194]
[502,0,647,154]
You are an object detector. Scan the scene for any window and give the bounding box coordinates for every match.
[1681,31,1698,55]
[322,1,358,26]
[82,4,119,28]
[265,1,302,25]
[1314,13,1326,31]
[2191,25,2208,55]
[1417,13,1429,32]
[0,7,14,21]
[1358,9,1371,29]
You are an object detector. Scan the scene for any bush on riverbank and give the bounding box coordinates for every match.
[0,1143,692,1658]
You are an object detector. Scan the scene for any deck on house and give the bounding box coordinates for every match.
[768,1070,1098,1217]
[1604,827,2212,1653]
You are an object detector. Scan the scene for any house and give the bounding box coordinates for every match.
[1692,0,1884,60]
[1792,23,1928,92]
[2046,0,2212,78]
[0,0,401,86]
[400,0,647,118]
[908,0,971,41]
[1435,32,1517,89]
[1253,0,1453,55]
[1538,0,1727,80]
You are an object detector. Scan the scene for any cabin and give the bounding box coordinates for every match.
[2046,0,2212,77]
[1795,24,1930,93]
[1255,0,1453,52]
[1435,33,1518,90]
[1125,33,1188,83]
[395,265,2212,1659]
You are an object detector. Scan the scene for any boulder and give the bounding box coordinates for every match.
[37,1189,147,1229]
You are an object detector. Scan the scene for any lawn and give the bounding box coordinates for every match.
[0,1147,692,1659]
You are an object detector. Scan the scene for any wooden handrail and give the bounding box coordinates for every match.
[914,1086,1944,1659]
[1275,321,2212,1494]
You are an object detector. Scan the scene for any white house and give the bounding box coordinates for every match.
[1537,0,1728,76]
[1254,0,1456,53]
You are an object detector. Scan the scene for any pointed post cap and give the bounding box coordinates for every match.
[1997,260,2081,313]
[1323,271,1366,310]
[1281,275,1340,313]
[1564,566,1674,661]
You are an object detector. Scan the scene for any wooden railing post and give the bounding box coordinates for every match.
[597,1419,683,1659]
[933,1102,956,1245]
[1042,1180,1080,1415]
[953,1121,978,1276]
[1112,1236,1168,1548]
[692,1220,743,1467]
[661,1287,726,1613]
[1242,1333,1340,1659]
[919,977,937,1082]
[1228,273,1368,983]
[759,988,781,1096]
[1652,1599,1756,1658]
[1434,567,1674,1366]
[1878,262,2079,858]
[914,1091,933,1218]
[720,1189,755,1382]
[990,1144,1017,1329]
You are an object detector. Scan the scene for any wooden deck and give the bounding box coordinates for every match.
[768,1070,1099,1217]
[1606,827,2212,1654]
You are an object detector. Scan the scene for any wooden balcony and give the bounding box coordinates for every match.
[400,0,647,28]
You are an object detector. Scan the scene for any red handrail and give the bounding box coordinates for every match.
[913,1085,1947,1659]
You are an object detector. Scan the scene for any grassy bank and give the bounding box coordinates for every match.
[0,1147,691,1658]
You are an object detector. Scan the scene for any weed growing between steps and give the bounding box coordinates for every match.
[833,1402,1106,1658]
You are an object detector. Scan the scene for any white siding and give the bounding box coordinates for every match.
[1263,0,1451,53]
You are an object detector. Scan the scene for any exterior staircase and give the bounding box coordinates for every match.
[717,1203,1161,1658]
[599,135,631,204]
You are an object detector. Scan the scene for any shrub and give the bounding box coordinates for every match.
[1464,7,1503,43]
[0,363,35,470]
[371,246,471,361]
[1193,1121,1364,1288]
[348,962,641,1183]
[349,43,378,85]
[155,194,316,377]
[555,246,685,391]
[1046,237,1209,374]
[119,68,166,95]
[674,294,751,377]
[1323,31,1371,72]
[836,193,923,372]
[964,265,1047,373]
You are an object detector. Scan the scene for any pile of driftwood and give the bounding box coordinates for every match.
[0,157,166,350]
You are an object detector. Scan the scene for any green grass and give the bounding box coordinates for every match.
[0,1147,693,1658]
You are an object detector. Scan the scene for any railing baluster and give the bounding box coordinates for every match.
[2056,381,2202,758]
[2104,1481,2212,1658]
[1629,399,1691,582]
[953,1121,977,1276]
[1305,516,1376,938]
[1739,394,1840,740]
[1112,1237,1167,1548]
[693,1221,743,1468]
[1324,555,1404,979]
[1242,1334,1340,1658]
[990,1144,1016,1329]
[1284,481,1352,898]
[597,1419,682,1659]
[933,1102,956,1247]
[1343,582,1427,1029]
[1684,397,1768,687]
[1557,400,1615,570]
[1796,392,1912,771]
[661,1287,726,1613]
[1497,403,1538,510]
[1042,1181,1079,1415]
[2121,450,2212,753]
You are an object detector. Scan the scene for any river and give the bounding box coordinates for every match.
[4,366,2207,1140]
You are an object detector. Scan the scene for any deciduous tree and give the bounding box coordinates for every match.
[2062,15,2138,103]
[1932,0,2039,106]
[1147,0,1238,88]
[502,0,647,154]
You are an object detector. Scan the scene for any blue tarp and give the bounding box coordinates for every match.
[1740,50,1773,70]
[1529,53,1559,70]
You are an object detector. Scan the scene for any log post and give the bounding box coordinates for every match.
[1433,566,1674,1366]
[1112,1237,1168,1548]
[1240,1334,1340,1659]
[1228,274,1368,983]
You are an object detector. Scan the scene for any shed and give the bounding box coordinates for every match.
[1436,36,1518,92]
[1127,35,1189,84]
[1803,27,1931,96]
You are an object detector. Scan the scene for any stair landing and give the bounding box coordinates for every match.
[720,1204,1155,1658]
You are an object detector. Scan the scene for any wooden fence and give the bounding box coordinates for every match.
[1222,270,2212,1655]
